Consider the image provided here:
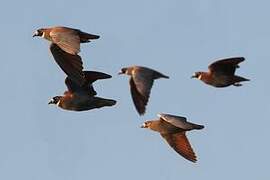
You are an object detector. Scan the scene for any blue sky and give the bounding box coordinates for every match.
[0,0,269,179]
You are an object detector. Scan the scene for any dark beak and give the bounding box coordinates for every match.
[118,71,123,75]
[191,75,197,79]
[32,31,39,37]
[48,100,54,105]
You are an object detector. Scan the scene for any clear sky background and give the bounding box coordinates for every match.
[0,0,269,179]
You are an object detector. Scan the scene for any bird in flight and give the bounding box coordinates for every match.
[48,71,116,111]
[118,66,169,115]
[141,113,204,163]
[33,26,100,86]
[192,57,249,87]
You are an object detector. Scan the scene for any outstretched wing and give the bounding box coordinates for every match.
[50,27,81,55]
[132,68,155,102]
[129,78,148,115]
[159,114,204,130]
[161,132,197,162]
[50,43,84,86]
[208,57,245,75]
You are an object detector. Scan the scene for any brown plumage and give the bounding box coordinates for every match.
[192,57,249,87]
[33,26,100,86]
[141,113,204,163]
[48,71,116,111]
[118,66,169,115]
[33,26,99,54]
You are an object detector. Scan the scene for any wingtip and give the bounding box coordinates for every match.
[183,154,197,163]
[190,158,197,163]
[239,57,245,63]
[138,111,146,116]
[235,57,245,63]
[235,56,245,60]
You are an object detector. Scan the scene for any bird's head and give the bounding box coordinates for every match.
[118,67,134,76]
[140,121,153,128]
[118,67,128,75]
[191,72,203,79]
[33,28,45,37]
[48,96,62,105]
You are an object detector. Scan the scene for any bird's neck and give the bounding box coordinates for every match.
[199,72,212,83]
[149,121,163,132]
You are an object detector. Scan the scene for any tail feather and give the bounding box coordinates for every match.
[94,97,117,107]
[154,71,169,79]
[192,124,204,130]
[103,99,117,107]
[83,71,112,84]
[234,75,250,82]
[79,31,100,43]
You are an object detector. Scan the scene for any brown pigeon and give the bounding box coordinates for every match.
[141,113,204,163]
[192,57,249,87]
[118,66,169,115]
[33,26,100,86]
[48,71,116,111]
